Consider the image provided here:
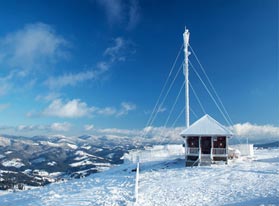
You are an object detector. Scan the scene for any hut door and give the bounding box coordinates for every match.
[201,136,212,154]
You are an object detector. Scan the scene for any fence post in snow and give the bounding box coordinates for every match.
[135,156,140,203]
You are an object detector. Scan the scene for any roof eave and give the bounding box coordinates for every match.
[180,134,233,137]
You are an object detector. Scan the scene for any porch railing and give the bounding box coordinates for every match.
[211,148,227,156]
[186,148,227,157]
[186,147,200,156]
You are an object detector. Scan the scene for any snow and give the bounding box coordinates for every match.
[33,170,49,176]
[232,144,254,156]
[70,150,108,167]
[0,137,11,147]
[137,152,279,205]
[75,150,94,157]
[49,172,63,177]
[106,153,115,159]
[0,147,278,206]
[81,145,91,150]
[47,161,57,166]
[0,164,135,205]
[74,150,105,161]
[94,163,111,171]
[0,170,17,174]
[2,158,25,168]
[23,169,32,174]
[66,143,78,150]
[4,151,13,155]
[69,159,94,167]
[180,114,233,136]
[39,141,60,147]
[123,144,184,164]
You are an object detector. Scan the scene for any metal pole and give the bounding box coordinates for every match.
[183,28,190,128]
[135,157,140,203]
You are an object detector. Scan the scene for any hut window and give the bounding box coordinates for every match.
[187,136,199,147]
[213,136,226,148]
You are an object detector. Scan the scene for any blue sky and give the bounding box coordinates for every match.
[0,0,278,138]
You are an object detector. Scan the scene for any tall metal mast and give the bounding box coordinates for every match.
[183,28,190,128]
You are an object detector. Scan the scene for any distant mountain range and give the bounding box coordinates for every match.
[0,134,150,191]
[254,141,279,148]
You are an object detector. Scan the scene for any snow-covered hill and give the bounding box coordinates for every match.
[0,134,142,189]
[0,146,278,206]
[0,133,186,190]
[137,149,279,206]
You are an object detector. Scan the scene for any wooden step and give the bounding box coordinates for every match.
[200,155,212,166]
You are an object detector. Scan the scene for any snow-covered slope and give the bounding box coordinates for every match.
[137,150,279,206]
[2,159,25,168]
[0,163,136,206]
[0,147,278,206]
[0,134,139,189]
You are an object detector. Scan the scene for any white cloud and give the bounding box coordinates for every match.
[90,126,185,145]
[121,102,136,111]
[35,92,61,102]
[44,67,105,90]
[104,37,134,63]
[95,0,123,25]
[51,122,71,132]
[91,126,183,140]
[104,37,125,61]
[138,123,279,143]
[0,72,14,96]
[231,122,279,138]
[96,61,110,71]
[44,68,106,89]
[97,107,117,116]
[96,127,141,136]
[94,102,136,117]
[141,126,184,140]
[0,23,69,72]
[127,0,140,30]
[17,125,30,131]
[117,102,136,116]
[40,34,136,91]
[32,98,136,119]
[17,124,46,132]
[13,122,71,133]
[42,99,94,118]
[95,0,140,29]
[94,123,279,144]
[84,124,94,131]
[2,121,278,144]
[44,37,132,90]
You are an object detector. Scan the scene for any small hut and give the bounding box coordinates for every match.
[180,114,233,166]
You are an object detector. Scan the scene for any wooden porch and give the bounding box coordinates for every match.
[185,136,229,166]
